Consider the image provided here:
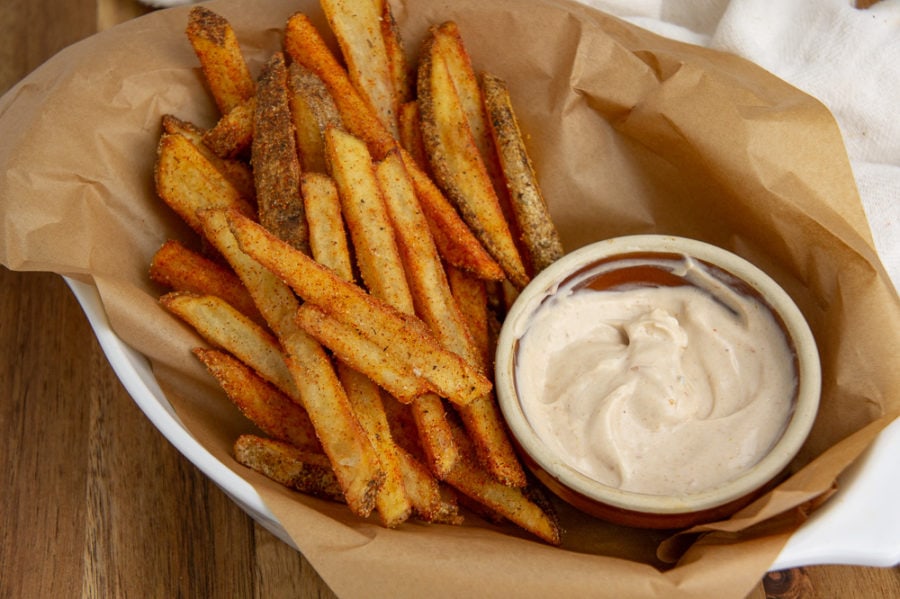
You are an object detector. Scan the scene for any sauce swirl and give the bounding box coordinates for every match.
[514,254,797,496]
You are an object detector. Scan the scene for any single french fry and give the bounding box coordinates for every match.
[417,29,529,289]
[376,0,413,106]
[226,209,493,406]
[159,291,298,398]
[284,12,396,159]
[160,114,255,201]
[252,52,309,254]
[150,239,264,325]
[234,434,345,503]
[287,62,344,174]
[443,419,561,545]
[203,97,255,160]
[320,0,399,138]
[301,172,354,283]
[337,362,412,528]
[198,208,384,518]
[193,348,321,453]
[482,72,564,274]
[445,263,491,373]
[394,445,461,524]
[398,101,429,172]
[400,149,505,282]
[325,128,412,309]
[154,131,255,235]
[294,302,433,403]
[185,6,255,115]
[376,151,526,486]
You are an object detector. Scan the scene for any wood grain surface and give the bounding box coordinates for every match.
[1,1,898,598]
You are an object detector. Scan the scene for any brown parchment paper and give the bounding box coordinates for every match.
[2,0,898,597]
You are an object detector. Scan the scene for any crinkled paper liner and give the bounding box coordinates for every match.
[1,0,897,597]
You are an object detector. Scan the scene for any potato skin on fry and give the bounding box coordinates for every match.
[252,52,309,255]
[234,435,346,503]
[482,73,564,274]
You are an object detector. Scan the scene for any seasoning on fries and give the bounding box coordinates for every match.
[149,3,563,545]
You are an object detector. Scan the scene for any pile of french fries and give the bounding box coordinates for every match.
[149,1,564,545]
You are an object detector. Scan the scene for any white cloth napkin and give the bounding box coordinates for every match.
[581,0,900,291]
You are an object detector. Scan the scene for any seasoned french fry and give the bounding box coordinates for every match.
[443,419,561,545]
[198,208,384,518]
[284,12,396,159]
[234,434,345,503]
[159,291,298,398]
[288,62,344,174]
[320,0,399,138]
[160,114,255,201]
[418,29,529,289]
[294,302,433,403]
[482,73,564,274]
[202,97,255,160]
[154,131,255,235]
[400,149,505,282]
[252,52,309,254]
[337,362,412,527]
[430,22,506,197]
[185,6,255,115]
[446,263,491,373]
[226,208,493,406]
[193,348,321,453]
[376,0,413,106]
[150,239,264,325]
[398,101,429,172]
[376,150,526,487]
[325,127,412,309]
[301,172,354,283]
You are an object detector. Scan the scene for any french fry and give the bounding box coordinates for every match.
[198,208,384,518]
[320,0,399,138]
[300,172,354,283]
[202,97,255,160]
[337,362,412,527]
[398,101,429,172]
[325,127,412,309]
[417,28,529,289]
[193,348,321,453]
[252,52,309,254]
[234,434,346,503]
[482,72,564,274]
[150,239,264,325]
[154,131,255,235]
[288,62,343,174]
[445,263,491,373]
[159,291,298,398]
[443,418,561,545]
[293,303,433,403]
[284,12,396,159]
[185,6,255,115]
[376,150,526,487]
[377,0,414,106]
[226,208,493,406]
[400,149,505,282]
[160,114,255,201]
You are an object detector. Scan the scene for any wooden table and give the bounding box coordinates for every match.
[1,1,898,597]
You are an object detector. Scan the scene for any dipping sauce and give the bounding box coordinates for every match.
[514,253,798,496]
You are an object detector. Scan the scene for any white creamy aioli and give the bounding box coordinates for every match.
[514,255,797,496]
